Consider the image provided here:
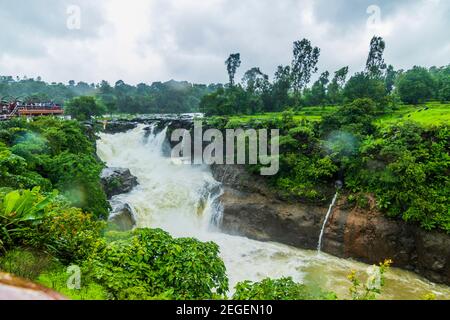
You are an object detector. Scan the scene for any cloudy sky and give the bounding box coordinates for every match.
[0,0,449,85]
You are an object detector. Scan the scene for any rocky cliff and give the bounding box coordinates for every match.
[211,164,450,285]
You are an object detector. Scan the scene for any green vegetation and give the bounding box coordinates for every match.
[0,249,59,280]
[84,228,228,300]
[65,96,106,121]
[208,102,449,128]
[397,66,436,104]
[0,117,109,218]
[348,260,392,300]
[376,102,450,127]
[345,122,450,231]
[38,269,108,300]
[209,100,450,233]
[233,278,337,300]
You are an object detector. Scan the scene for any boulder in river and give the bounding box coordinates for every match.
[108,201,137,231]
[101,167,139,199]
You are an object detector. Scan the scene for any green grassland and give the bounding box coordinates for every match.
[98,103,450,128]
[226,103,450,127]
[375,102,450,127]
[227,106,338,124]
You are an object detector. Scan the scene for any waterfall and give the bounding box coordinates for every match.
[96,124,311,288]
[317,192,339,253]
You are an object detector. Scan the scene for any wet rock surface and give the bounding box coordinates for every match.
[324,201,450,285]
[108,201,137,231]
[101,167,139,199]
[100,121,138,134]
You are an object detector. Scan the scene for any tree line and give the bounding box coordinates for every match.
[200,36,450,116]
[0,77,220,115]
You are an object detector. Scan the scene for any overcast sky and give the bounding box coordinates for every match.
[0,0,449,85]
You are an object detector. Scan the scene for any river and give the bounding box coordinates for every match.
[97,124,450,300]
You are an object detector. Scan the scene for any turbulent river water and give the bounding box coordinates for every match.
[97,124,450,300]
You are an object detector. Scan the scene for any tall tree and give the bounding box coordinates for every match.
[271,65,292,111]
[307,71,330,106]
[65,96,106,121]
[327,67,348,105]
[242,67,268,93]
[397,66,435,104]
[384,65,397,94]
[366,36,387,78]
[291,39,320,93]
[225,53,241,87]
[343,72,387,104]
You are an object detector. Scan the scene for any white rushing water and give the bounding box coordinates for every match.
[317,192,339,253]
[97,124,450,299]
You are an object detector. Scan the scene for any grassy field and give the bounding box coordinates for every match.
[227,106,338,124]
[227,103,450,127]
[375,102,450,127]
[98,102,450,128]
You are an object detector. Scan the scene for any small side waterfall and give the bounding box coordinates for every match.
[317,192,339,253]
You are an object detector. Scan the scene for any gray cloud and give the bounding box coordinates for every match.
[0,0,104,58]
[0,0,448,84]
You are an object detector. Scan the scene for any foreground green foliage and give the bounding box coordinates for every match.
[348,260,392,300]
[0,117,109,218]
[0,188,232,300]
[84,228,228,300]
[233,278,337,300]
[0,187,57,252]
[0,248,59,280]
[37,268,108,300]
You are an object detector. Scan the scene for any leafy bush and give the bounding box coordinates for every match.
[45,152,109,219]
[321,98,377,137]
[345,123,450,232]
[31,208,106,263]
[84,228,228,300]
[64,96,106,121]
[343,72,387,105]
[0,248,59,280]
[0,118,110,218]
[0,145,51,190]
[397,66,435,104]
[233,277,337,300]
[0,187,58,251]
